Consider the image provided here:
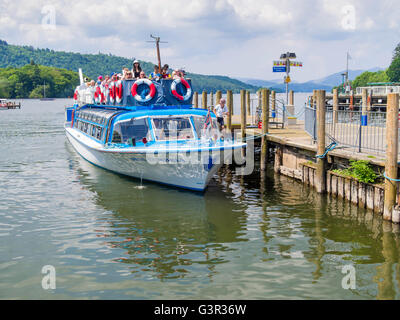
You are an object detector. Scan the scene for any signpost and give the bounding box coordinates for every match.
[273,52,302,105]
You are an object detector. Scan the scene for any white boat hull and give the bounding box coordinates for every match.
[66,128,242,191]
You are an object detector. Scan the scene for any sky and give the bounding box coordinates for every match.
[0,0,399,82]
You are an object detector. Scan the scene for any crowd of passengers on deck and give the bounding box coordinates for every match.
[82,60,186,89]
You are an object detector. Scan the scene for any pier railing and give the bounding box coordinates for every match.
[325,109,387,154]
[305,105,390,154]
[304,106,317,140]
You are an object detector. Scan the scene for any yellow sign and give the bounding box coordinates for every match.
[285,76,291,83]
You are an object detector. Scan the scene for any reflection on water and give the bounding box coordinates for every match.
[0,99,399,299]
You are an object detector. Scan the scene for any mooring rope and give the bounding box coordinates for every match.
[315,141,338,159]
[383,172,400,182]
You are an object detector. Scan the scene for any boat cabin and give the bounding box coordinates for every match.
[72,106,219,147]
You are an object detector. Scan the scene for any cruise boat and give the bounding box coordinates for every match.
[65,73,246,191]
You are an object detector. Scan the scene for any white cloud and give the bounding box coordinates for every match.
[0,0,399,82]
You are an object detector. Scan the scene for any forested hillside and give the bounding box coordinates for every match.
[0,40,258,94]
[0,63,80,98]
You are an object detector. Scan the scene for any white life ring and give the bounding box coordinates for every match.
[171,78,192,101]
[131,78,156,102]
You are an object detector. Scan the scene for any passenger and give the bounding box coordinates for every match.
[90,80,95,87]
[132,60,142,78]
[172,70,179,79]
[149,65,161,80]
[139,71,147,79]
[161,64,171,78]
[125,71,134,80]
[214,98,229,130]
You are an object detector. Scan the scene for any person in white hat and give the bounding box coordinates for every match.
[214,98,229,130]
[132,60,142,79]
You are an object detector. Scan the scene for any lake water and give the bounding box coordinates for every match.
[0,99,399,300]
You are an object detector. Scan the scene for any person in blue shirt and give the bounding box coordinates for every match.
[149,65,161,81]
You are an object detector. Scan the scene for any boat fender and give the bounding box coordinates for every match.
[94,85,102,104]
[131,79,156,103]
[171,78,192,101]
[109,81,116,104]
[116,80,123,104]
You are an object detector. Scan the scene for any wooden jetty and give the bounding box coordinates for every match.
[193,89,400,225]
[0,99,21,109]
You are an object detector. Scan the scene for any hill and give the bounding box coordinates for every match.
[237,68,384,92]
[0,40,258,93]
[0,63,79,98]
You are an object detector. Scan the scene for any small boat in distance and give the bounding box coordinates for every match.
[40,81,55,101]
[65,70,245,191]
[0,98,21,109]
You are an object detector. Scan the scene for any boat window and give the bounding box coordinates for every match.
[111,118,151,145]
[192,115,220,140]
[152,117,194,141]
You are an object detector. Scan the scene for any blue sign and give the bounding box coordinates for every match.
[273,66,286,73]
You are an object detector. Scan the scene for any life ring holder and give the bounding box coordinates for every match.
[131,79,156,103]
[171,78,192,101]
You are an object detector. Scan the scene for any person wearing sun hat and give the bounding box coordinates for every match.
[132,59,142,79]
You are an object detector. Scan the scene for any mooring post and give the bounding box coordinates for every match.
[289,90,294,106]
[316,90,326,193]
[202,91,207,109]
[361,88,368,126]
[246,90,251,117]
[193,92,198,108]
[384,93,399,221]
[312,90,317,109]
[226,90,232,131]
[271,90,276,118]
[216,90,222,106]
[210,91,214,108]
[333,88,338,123]
[261,88,270,171]
[240,90,246,141]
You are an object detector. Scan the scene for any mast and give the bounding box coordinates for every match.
[43,81,46,98]
[148,35,167,72]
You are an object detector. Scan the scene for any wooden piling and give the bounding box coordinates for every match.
[289,90,294,106]
[384,93,399,221]
[202,91,207,109]
[216,90,222,106]
[261,88,270,171]
[271,91,276,118]
[246,91,251,117]
[193,92,198,108]
[333,88,338,123]
[226,90,232,131]
[315,90,326,193]
[240,90,246,141]
[210,91,214,108]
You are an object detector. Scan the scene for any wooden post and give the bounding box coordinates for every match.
[261,88,269,171]
[210,91,214,108]
[316,90,326,193]
[384,93,399,221]
[271,90,276,118]
[193,91,198,108]
[289,90,294,106]
[246,90,251,117]
[226,90,232,130]
[333,88,338,123]
[312,90,317,109]
[202,91,207,109]
[240,90,246,141]
[216,90,222,106]
[361,88,368,126]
